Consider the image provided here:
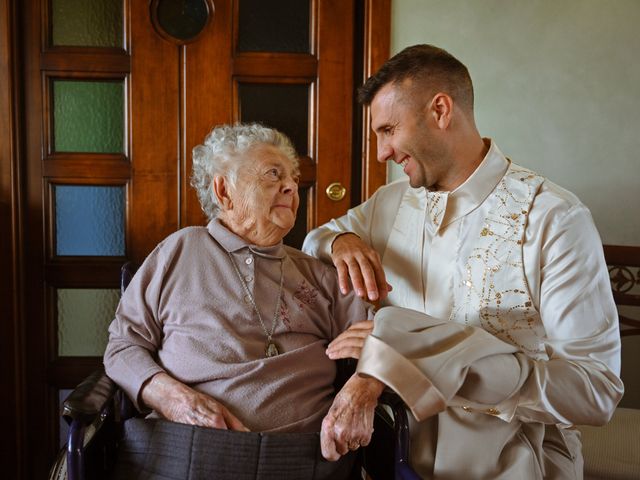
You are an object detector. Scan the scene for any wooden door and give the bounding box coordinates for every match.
[16,0,389,477]
[129,0,357,259]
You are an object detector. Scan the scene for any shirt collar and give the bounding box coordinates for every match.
[207,219,286,259]
[427,139,509,232]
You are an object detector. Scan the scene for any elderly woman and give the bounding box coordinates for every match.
[103,123,373,479]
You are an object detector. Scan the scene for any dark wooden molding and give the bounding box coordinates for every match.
[41,50,131,73]
[360,0,390,200]
[233,53,317,78]
[314,0,355,225]
[23,0,62,473]
[43,154,131,179]
[604,244,640,266]
[44,261,124,287]
[0,0,26,478]
[603,244,640,336]
[48,357,104,387]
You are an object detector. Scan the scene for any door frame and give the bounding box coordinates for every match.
[0,0,26,478]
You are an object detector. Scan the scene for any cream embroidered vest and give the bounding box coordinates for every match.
[383,164,547,360]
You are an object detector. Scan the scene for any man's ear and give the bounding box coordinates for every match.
[428,92,453,130]
[213,176,233,210]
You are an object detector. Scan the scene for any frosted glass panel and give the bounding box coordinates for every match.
[283,187,308,250]
[239,83,309,155]
[53,80,124,153]
[238,0,310,53]
[55,185,125,256]
[51,0,123,48]
[57,288,120,356]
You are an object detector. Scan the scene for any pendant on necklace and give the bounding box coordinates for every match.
[265,341,280,358]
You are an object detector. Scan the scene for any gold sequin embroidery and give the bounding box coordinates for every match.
[427,190,448,229]
[450,165,546,358]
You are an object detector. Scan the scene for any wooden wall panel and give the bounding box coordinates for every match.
[21,0,53,475]
[315,0,355,225]
[361,0,390,199]
[183,0,234,227]
[0,1,25,478]
[129,0,180,262]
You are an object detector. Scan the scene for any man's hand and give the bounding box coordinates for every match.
[331,233,391,301]
[326,320,373,360]
[140,372,249,431]
[321,373,386,461]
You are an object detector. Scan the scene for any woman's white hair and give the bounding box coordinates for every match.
[191,123,298,221]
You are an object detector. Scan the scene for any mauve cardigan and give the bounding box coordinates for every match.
[104,219,373,432]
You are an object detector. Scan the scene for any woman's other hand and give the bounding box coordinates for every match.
[326,320,374,360]
[140,372,249,431]
[320,373,384,461]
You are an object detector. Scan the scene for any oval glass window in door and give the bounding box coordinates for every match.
[150,0,214,44]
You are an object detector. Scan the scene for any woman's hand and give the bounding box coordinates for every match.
[140,372,249,431]
[326,320,374,360]
[320,373,385,461]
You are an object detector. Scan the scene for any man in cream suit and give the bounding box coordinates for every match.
[304,44,623,479]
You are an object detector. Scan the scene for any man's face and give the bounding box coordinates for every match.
[370,83,451,190]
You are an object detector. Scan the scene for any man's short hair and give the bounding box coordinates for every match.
[358,44,474,112]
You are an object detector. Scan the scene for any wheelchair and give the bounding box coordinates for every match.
[49,263,420,480]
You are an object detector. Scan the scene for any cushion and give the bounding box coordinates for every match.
[578,407,640,480]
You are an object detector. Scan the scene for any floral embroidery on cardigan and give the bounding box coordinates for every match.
[293,280,318,310]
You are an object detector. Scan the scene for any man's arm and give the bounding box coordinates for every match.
[320,310,519,462]
[303,181,407,301]
[512,201,623,425]
[331,233,389,301]
[357,203,623,428]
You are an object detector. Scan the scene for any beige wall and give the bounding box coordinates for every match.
[388,0,640,245]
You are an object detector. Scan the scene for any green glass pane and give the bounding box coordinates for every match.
[57,288,120,356]
[53,80,124,153]
[51,0,123,48]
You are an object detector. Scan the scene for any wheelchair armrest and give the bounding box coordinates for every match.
[377,391,421,480]
[62,367,119,426]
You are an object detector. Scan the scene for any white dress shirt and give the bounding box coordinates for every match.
[303,140,623,478]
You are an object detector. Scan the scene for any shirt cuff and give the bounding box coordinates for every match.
[357,335,446,421]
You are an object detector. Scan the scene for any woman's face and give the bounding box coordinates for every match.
[221,144,300,246]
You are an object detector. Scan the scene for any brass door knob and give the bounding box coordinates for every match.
[326,182,347,201]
